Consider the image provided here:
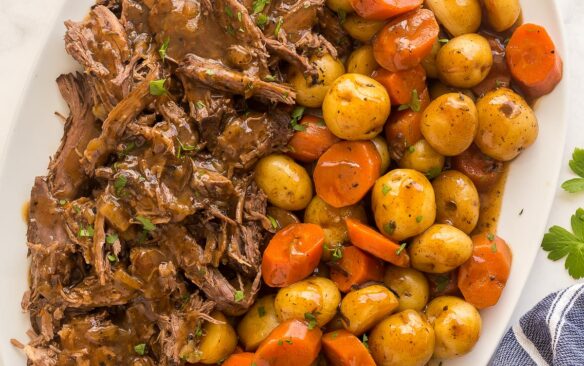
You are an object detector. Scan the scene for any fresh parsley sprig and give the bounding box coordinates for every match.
[398,89,422,112]
[541,208,584,279]
[561,148,584,193]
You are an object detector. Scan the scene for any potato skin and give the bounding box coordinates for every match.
[197,311,238,364]
[432,170,480,234]
[475,88,539,161]
[340,285,399,335]
[289,54,346,108]
[343,14,386,42]
[304,196,367,260]
[346,45,379,76]
[437,34,493,88]
[484,0,521,32]
[398,139,445,178]
[369,310,435,366]
[326,0,354,13]
[372,169,436,242]
[426,296,482,359]
[372,136,391,174]
[409,224,473,273]
[383,266,430,311]
[275,277,341,327]
[425,0,482,36]
[421,93,478,156]
[255,155,313,211]
[237,295,281,351]
[421,40,442,79]
[323,73,391,140]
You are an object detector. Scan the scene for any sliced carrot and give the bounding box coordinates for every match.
[253,319,322,366]
[451,144,504,192]
[372,65,427,105]
[345,219,410,267]
[314,141,381,208]
[458,233,513,309]
[262,223,324,288]
[288,116,341,163]
[330,246,385,293]
[506,23,563,99]
[222,352,254,366]
[322,330,376,366]
[372,9,439,72]
[384,88,430,161]
[350,0,422,21]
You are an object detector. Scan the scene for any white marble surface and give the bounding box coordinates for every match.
[0,0,582,340]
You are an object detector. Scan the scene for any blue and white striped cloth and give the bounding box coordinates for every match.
[491,284,584,365]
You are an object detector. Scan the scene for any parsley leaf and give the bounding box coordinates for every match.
[362,334,369,349]
[267,215,279,230]
[337,9,346,24]
[331,245,344,261]
[426,167,443,180]
[398,89,421,112]
[107,253,118,263]
[258,306,266,317]
[541,208,584,279]
[134,343,147,356]
[487,232,495,241]
[290,106,306,131]
[274,17,284,36]
[234,290,245,302]
[136,216,156,231]
[304,312,318,330]
[562,148,584,193]
[159,37,170,62]
[416,215,424,223]
[562,179,584,193]
[396,243,407,255]
[438,38,450,43]
[256,13,269,29]
[114,175,127,196]
[434,275,450,293]
[252,0,270,14]
[106,233,118,245]
[78,224,94,238]
[149,79,167,96]
[382,184,391,196]
[383,221,397,235]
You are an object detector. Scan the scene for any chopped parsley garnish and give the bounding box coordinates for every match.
[274,17,284,36]
[105,233,118,245]
[252,0,270,14]
[59,199,68,206]
[396,243,407,256]
[258,306,266,317]
[491,242,498,253]
[264,74,277,82]
[256,13,269,29]
[277,339,284,346]
[107,253,118,263]
[304,312,318,330]
[438,38,450,43]
[176,138,198,159]
[225,6,234,18]
[416,215,424,223]
[267,215,279,230]
[487,232,496,241]
[134,343,147,356]
[332,331,339,339]
[331,245,344,261]
[337,9,347,24]
[195,100,205,109]
[541,208,584,279]
[114,175,127,196]
[382,184,391,196]
[234,290,245,302]
[362,334,369,349]
[285,339,293,344]
[149,79,167,96]
[205,69,215,76]
[426,167,443,180]
[78,224,95,238]
[136,216,156,231]
[435,275,450,293]
[398,89,422,112]
[561,148,584,193]
[384,220,397,235]
[407,145,416,153]
[195,324,203,337]
[159,37,170,62]
[290,106,306,131]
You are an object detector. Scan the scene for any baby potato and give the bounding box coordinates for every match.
[275,277,341,327]
[369,310,435,366]
[398,139,445,178]
[484,0,521,32]
[432,170,480,234]
[326,0,354,13]
[421,93,478,156]
[340,285,399,335]
[372,169,436,241]
[426,296,482,359]
[323,73,391,140]
[304,196,367,259]
[237,295,280,351]
[383,267,430,312]
[425,0,482,37]
[421,40,442,79]
[410,224,473,273]
[346,45,379,76]
[343,14,386,42]
[195,311,237,364]
[255,154,313,211]
[289,54,346,108]
[437,34,493,88]
[372,136,391,174]
[475,88,539,161]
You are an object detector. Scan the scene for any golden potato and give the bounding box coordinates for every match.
[304,196,367,260]
[383,267,430,312]
[340,285,399,335]
[237,295,280,351]
[426,296,482,359]
[190,311,237,364]
[289,54,346,108]
[398,139,445,178]
[425,0,482,36]
[323,73,390,140]
[346,45,379,76]
[432,170,480,234]
[421,93,478,156]
[369,310,435,366]
[429,81,475,101]
[275,277,341,327]
[437,34,493,88]
[255,154,313,211]
[484,0,521,32]
[326,0,354,13]
[372,135,391,174]
[475,88,539,161]
[343,14,386,42]
[421,40,442,79]
[409,224,473,273]
[372,169,436,242]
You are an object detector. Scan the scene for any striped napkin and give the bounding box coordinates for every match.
[490,284,584,365]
